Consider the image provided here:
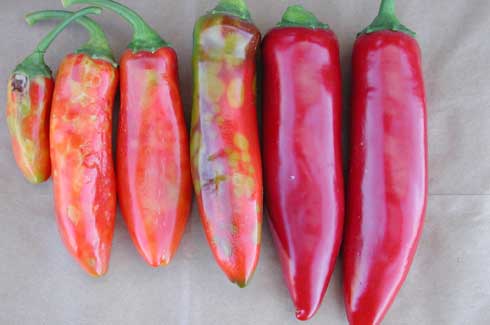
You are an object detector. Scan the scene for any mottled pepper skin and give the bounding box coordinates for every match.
[117,47,192,267]
[6,74,52,183]
[50,53,118,277]
[191,14,262,286]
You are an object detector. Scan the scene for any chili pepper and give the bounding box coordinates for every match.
[5,9,99,184]
[343,0,428,324]
[262,5,344,320]
[35,6,119,277]
[63,0,192,267]
[191,0,262,287]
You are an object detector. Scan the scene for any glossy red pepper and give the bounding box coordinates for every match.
[343,1,428,324]
[42,7,119,277]
[63,0,192,267]
[262,6,344,320]
[191,0,263,287]
[5,10,94,183]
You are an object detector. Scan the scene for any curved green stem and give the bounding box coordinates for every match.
[14,6,101,77]
[277,5,328,29]
[359,0,415,37]
[26,10,116,65]
[211,0,251,21]
[62,0,167,52]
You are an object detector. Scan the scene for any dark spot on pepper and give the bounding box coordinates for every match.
[11,74,29,93]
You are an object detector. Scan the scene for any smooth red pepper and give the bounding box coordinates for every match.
[343,1,428,324]
[5,10,96,184]
[262,6,344,320]
[63,0,192,267]
[44,7,119,277]
[191,0,263,287]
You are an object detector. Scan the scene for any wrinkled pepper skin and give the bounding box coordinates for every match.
[50,53,118,277]
[6,75,52,183]
[117,48,192,267]
[191,10,263,287]
[343,16,428,325]
[262,23,344,320]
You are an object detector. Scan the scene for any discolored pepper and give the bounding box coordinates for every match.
[5,8,99,183]
[31,7,119,277]
[343,0,428,324]
[63,0,192,267]
[262,6,344,320]
[191,0,263,287]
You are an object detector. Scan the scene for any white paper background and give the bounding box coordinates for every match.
[1,0,489,324]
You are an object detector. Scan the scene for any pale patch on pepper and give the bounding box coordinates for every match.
[232,172,255,197]
[200,25,225,59]
[227,78,244,109]
[205,73,224,102]
[67,205,80,225]
[241,152,251,163]
[216,115,225,125]
[146,70,159,89]
[227,150,240,169]
[233,133,249,151]
[248,165,255,174]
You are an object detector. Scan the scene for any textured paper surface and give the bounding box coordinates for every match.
[1,0,490,324]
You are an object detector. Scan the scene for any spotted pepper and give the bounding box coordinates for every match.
[5,8,100,183]
[191,0,263,287]
[63,0,192,267]
[34,6,119,277]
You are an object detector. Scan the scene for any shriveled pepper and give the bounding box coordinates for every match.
[262,6,344,320]
[37,6,119,277]
[191,0,263,287]
[63,0,192,267]
[343,0,428,324]
[5,8,99,183]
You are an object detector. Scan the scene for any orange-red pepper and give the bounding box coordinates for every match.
[6,8,100,183]
[63,0,192,267]
[36,7,119,277]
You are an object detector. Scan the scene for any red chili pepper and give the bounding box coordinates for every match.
[343,1,428,323]
[36,7,119,277]
[63,0,192,267]
[191,0,263,287]
[262,6,344,320]
[5,10,97,183]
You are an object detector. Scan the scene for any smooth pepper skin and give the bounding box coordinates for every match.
[344,31,428,325]
[191,7,263,287]
[6,75,52,183]
[117,47,192,267]
[262,22,344,320]
[51,53,118,277]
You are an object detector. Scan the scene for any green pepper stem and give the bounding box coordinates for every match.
[277,5,328,29]
[62,0,167,52]
[14,6,101,77]
[211,0,252,21]
[26,10,116,65]
[359,0,415,37]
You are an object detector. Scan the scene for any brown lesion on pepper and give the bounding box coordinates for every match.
[11,74,29,93]
[203,174,228,192]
